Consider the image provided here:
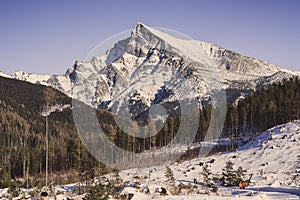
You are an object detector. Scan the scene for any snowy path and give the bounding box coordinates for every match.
[247,187,300,199]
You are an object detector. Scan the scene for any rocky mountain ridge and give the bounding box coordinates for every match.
[2,23,299,110]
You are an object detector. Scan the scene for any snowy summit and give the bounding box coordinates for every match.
[1,22,299,111]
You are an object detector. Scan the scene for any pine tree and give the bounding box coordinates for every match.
[112,169,123,186]
[237,166,245,183]
[202,164,218,193]
[85,182,111,200]
[165,166,175,185]
[86,169,117,200]
[220,161,244,187]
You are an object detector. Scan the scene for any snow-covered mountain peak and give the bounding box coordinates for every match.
[130,22,209,64]
[12,71,51,83]
[0,71,12,78]
[1,22,299,111]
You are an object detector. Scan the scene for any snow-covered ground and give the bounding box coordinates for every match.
[40,104,72,116]
[1,121,299,199]
[118,120,300,199]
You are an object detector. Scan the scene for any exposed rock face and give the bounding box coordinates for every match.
[5,23,300,112]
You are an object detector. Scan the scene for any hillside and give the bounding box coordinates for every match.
[117,120,300,199]
[0,76,77,185]
[0,75,299,191]
[2,121,298,199]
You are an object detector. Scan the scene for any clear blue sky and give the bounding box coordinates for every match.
[0,0,299,75]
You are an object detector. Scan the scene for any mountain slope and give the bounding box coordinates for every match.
[0,54,299,189]
[2,23,299,110]
[67,23,300,108]
[0,76,76,179]
[118,120,300,199]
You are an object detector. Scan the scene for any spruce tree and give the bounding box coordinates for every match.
[85,182,111,200]
[202,164,218,193]
[220,161,244,187]
[112,169,123,187]
[237,166,245,184]
[165,166,175,185]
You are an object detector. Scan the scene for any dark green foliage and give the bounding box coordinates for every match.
[201,164,218,193]
[165,166,175,185]
[0,77,99,186]
[85,182,112,200]
[0,76,70,113]
[220,161,244,187]
[237,166,245,182]
[85,170,123,200]
[112,169,123,186]
[223,77,300,140]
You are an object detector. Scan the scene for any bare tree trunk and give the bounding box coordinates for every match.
[46,114,49,187]
[23,139,26,180]
[27,152,30,189]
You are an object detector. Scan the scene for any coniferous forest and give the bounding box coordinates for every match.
[0,76,299,187]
